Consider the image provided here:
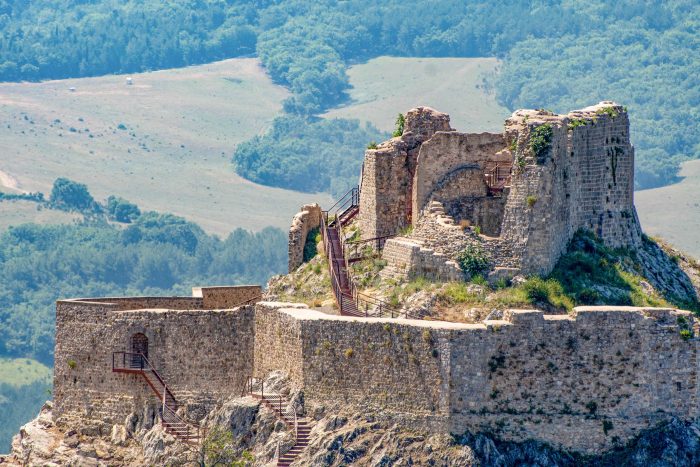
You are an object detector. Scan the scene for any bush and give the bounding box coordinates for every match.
[457,244,490,278]
[528,124,553,161]
[526,195,537,208]
[106,195,141,223]
[441,282,475,304]
[521,277,573,311]
[392,113,405,137]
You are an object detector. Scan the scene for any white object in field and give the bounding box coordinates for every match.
[69,87,76,92]
[126,77,133,85]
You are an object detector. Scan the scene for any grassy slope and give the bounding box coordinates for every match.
[0,358,51,387]
[0,200,81,231]
[0,58,330,235]
[323,57,510,132]
[636,160,700,259]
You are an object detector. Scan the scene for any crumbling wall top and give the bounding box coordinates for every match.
[403,106,454,143]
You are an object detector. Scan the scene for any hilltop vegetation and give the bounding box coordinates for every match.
[1,1,698,191]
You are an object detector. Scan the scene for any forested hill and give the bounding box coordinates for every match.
[2,1,699,191]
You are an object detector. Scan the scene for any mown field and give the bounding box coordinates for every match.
[0,58,327,235]
[636,159,700,259]
[323,57,509,133]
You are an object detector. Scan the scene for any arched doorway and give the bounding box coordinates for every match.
[131,333,148,369]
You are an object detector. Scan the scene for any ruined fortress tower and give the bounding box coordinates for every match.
[356,102,642,282]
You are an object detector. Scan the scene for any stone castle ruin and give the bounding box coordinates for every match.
[39,102,700,464]
[355,102,642,283]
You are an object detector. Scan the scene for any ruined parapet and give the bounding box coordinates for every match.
[192,285,262,308]
[288,203,321,272]
[403,106,454,143]
[380,236,462,282]
[252,303,699,454]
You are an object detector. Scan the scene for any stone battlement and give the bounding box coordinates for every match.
[55,299,698,454]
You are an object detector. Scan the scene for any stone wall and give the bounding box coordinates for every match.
[500,102,641,274]
[193,285,262,308]
[381,237,462,282]
[252,302,308,387]
[54,298,699,454]
[288,203,321,272]
[53,297,255,430]
[412,131,507,220]
[253,303,699,454]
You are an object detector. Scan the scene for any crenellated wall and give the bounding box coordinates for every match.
[252,303,699,454]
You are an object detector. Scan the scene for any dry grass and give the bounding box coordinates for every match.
[636,159,700,259]
[322,57,509,132]
[0,58,330,235]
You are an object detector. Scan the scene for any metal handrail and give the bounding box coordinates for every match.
[112,351,199,442]
[245,376,298,459]
[112,351,176,404]
[484,164,512,190]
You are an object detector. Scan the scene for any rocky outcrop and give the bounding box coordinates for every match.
[7,398,700,467]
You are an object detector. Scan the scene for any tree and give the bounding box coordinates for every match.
[49,178,98,213]
[197,427,254,467]
[106,196,141,223]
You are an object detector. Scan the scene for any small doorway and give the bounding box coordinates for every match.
[131,333,148,368]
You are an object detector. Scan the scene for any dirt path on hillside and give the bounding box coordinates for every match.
[0,169,26,193]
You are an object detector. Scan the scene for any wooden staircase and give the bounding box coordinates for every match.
[112,352,200,444]
[246,378,311,466]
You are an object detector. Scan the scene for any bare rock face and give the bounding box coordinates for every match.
[3,401,148,466]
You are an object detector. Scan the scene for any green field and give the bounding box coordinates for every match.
[0,358,51,387]
[323,57,510,132]
[0,58,329,235]
[636,159,700,259]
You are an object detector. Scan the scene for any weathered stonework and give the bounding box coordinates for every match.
[53,287,260,431]
[53,295,700,455]
[252,303,700,454]
[357,102,642,277]
[288,203,322,272]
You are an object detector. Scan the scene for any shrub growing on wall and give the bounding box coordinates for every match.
[529,124,553,162]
